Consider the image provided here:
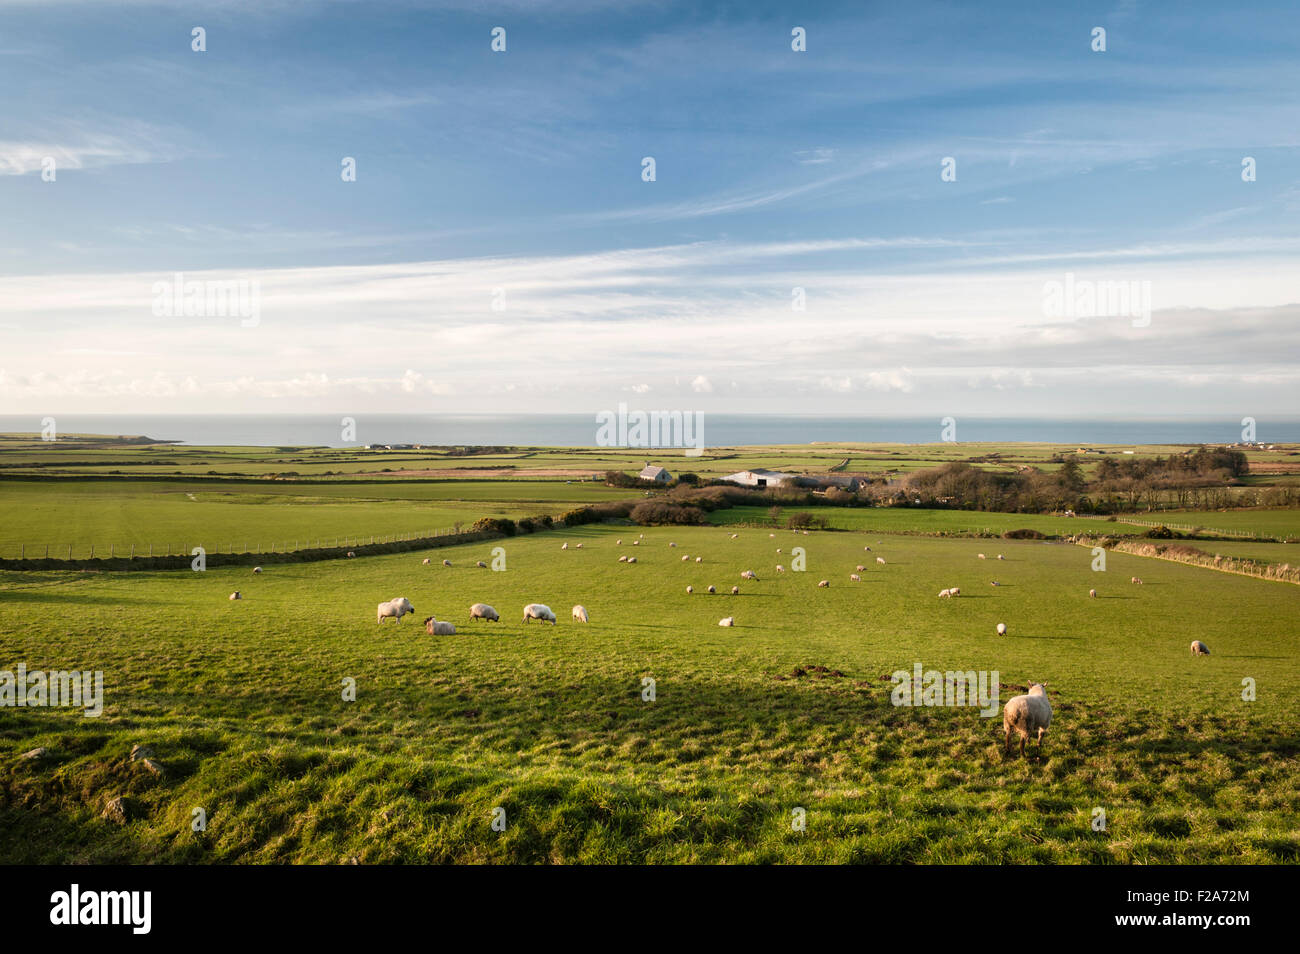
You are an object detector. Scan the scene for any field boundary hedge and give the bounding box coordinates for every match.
[1073,535,1300,585]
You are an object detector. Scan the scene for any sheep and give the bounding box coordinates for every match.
[741,570,758,580]
[682,555,690,562]
[476,561,487,568]
[695,557,702,563]
[627,556,637,564]
[378,597,415,624]
[669,542,676,548]
[731,586,739,595]
[864,546,871,552]
[229,591,241,601]
[938,588,952,598]
[618,555,628,562]
[978,553,987,560]
[850,574,861,582]
[575,543,583,549]
[1003,683,1052,759]
[572,605,589,623]
[997,554,1005,561]
[561,543,568,550]
[1191,640,1211,656]
[1089,588,1097,598]
[776,548,782,554]
[769,533,775,538]
[876,557,886,565]
[856,564,866,572]
[522,603,557,625]
[632,540,640,546]
[347,551,356,558]
[686,585,693,594]
[730,533,738,539]
[949,587,960,597]
[818,580,830,588]
[442,559,451,567]
[252,566,262,574]
[422,558,431,565]
[469,603,500,622]
[616,539,623,545]
[718,617,734,627]
[707,585,716,594]
[1131,577,1143,584]
[776,564,785,573]
[996,622,1008,636]
[424,617,457,636]
[990,580,1001,586]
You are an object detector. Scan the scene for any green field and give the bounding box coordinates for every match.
[2,524,1296,863]
[709,505,1156,537]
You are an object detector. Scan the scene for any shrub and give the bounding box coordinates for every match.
[1002,528,1045,540]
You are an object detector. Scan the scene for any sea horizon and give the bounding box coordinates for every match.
[2,414,1294,449]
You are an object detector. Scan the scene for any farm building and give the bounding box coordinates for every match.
[722,468,798,488]
[639,463,673,484]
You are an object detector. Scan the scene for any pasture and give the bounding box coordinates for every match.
[2,524,1296,863]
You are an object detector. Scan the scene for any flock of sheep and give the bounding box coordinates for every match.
[229,527,1216,761]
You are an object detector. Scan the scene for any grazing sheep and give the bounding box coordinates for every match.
[229,591,241,601]
[741,570,758,581]
[616,539,623,545]
[938,588,952,598]
[990,580,1001,587]
[252,566,262,574]
[818,579,830,588]
[442,559,451,567]
[522,603,557,625]
[476,561,487,568]
[1003,683,1052,758]
[1131,577,1143,584]
[422,558,431,565]
[856,564,866,572]
[469,603,500,622]
[776,548,782,554]
[669,542,676,547]
[731,586,739,595]
[978,553,987,560]
[707,585,716,594]
[1191,640,1211,656]
[686,585,694,594]
[769,533,775,538]
[378,597,415,624]
[618,555,628,562]
[996,622,1008,636]
[876,557,886,565]
[572,605,589,623]
[776,564,785,573]
[997,554,1005,561]
[950,587,960,597]
[424,617,456,636]
[730,533,738,539]
[347,551,356,558]
[561,543,568,550]
[632,540,639,546]
[864,546,871,552]
[627,556,637,564]
[682,555,689,562]
[718,617,735,627]
[695,556,702,563]
[575,543,583,549]
[1089,588,1097,598]
[850,574,861,582]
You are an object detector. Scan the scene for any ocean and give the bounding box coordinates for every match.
[1,415,1294,448]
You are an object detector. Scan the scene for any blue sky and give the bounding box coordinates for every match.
[1,0,1298,416]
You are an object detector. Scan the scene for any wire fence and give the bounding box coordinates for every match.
[1073,514,1261,538]
[0,527,464,561]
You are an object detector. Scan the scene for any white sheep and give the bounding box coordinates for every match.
[523,603,557,625]
[850,574,861,582]
[1003,683,1052,758]
[1089,588,1097,598]
[730,533,738,539]
[776,548,782,554]
[618,555,628,562]
[997,554,1005,561]
[572,605,589,623]
[422,558,431,565]
[741,570,758,580]
[731,586,739,595]
[950,587,960,597]
[864,546,871,552]
[252,566,262,574]
[627,556,637,564]
[442,559,451,567]
[669,542,676,548]
[938,588,952,598]
[686,585,693,594]
[469,603,500,622]
[818,580,830,588]
[1190,640,1210,656]
[229,591,241,601]
[378,597,415,624]
[561,543,568,550]
[707,585,716,594]
[1131,577,1143,584]
[996,622,1008,636]
[876,557,886,565]
[776,564,785,573]
[682,555,689,562]
[575,543,583,549]
[695,556,702,563]
[632,540,640,546]
[718,617,734,627]
[347,551,356,558]
[476,561,487,568]
[424,617,456,636]
[616,539,623,545]
[856,564,866,572]
[978,553,986,560]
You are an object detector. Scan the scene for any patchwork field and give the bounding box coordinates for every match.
[2,524,1296,863]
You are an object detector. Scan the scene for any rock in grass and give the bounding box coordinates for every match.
[129,744,154,763]
[140,758,166,777]
[20,746,48,761]
[102,795,142,824]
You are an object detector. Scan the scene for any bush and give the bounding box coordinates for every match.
[630,501,706,526]
[471,517,516,536]
[1002,528,1045,540]
[1144,525,1179,539]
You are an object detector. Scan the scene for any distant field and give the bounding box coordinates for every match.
[0,479,633,557]
[708,506,1153,537]
[2,525,1295,863]
[1152,509,1300,540]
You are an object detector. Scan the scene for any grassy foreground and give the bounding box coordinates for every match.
[2,524,1296,863]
